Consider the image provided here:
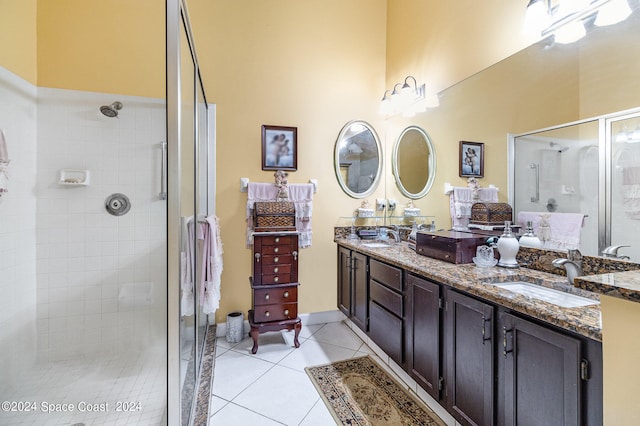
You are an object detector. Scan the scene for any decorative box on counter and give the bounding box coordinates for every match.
[469,202,513,226]
[253,201,296,232]
[415,230,488,264]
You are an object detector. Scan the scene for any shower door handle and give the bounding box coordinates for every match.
[530,163,539,203]
[159,142,167,200]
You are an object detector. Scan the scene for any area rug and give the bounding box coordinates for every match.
[305,356,445,426]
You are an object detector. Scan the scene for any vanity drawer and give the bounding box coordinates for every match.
[261,244,293,255]
[253,286,298,306]
[253,303,298,322]
[259,264,291,276]
[370,280,403,317]
[259,235,294,246]
[370,259,402,291]
[261,254,293,265]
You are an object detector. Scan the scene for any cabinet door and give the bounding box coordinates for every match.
[444,289,494,426]
[499,312,581,426]
[369,301,403,363]
[337,246,352,316]
[407,274,441,400]
[351,251,368,331]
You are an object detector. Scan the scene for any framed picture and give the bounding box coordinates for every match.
[262,125,297,171]
[459,141,484,178]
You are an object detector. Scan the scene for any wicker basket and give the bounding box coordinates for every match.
[470,202,513,226]
[254,201,296,231]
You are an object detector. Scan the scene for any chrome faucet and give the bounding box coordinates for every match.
[385,229,401,243]
[602,245,630,260]
[552,249,584,284]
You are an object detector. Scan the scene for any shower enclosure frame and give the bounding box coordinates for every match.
[508,106,640,257]
[167,0,214,424]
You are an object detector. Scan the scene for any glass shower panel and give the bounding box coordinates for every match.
[179,14,197,426]
[609,112,640,262]
[195,73,209,366]
[513,120,599,256]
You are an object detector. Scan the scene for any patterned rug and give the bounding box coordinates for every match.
[305,356,445,426]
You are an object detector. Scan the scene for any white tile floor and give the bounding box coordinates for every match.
[209,320,454,426]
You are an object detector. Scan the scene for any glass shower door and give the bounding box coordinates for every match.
[608,112,640,262]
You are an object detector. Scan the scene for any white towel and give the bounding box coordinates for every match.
[449,186,499,230]
[517,211,585,250]
[288,183,314,248]
[245,182,314,248]
[0,129,10,195]
[202,215,223,315]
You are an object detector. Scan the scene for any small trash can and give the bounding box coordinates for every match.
[225,311,244,343]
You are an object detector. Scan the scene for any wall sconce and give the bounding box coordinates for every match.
[380,76,439,117]
[524,0,632,44]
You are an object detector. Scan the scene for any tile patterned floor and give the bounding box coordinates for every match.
[208,320,454,426]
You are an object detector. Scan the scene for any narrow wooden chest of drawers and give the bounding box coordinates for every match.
[249,231,301,354]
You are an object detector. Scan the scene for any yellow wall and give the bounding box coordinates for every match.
[0,0,37,83]
[36,0,164,98]
[188,0,388,323]
[600,295,640,425]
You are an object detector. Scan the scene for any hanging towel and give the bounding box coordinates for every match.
[622,166,640,220]
[245,182,314,248]
[246,182,279,246]
[0,129,10,195]
[288,183,314,248]
[202,215,223,315]
[448,186,499,230]
[517,211,585,250]
[180,216,195,317]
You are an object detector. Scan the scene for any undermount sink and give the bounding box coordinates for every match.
[493,281,599,308]
[361,242,393,248]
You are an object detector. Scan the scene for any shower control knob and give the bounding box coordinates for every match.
[105,193,131,216]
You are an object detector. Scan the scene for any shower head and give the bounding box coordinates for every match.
[549,142,570,153]
[100,101,123,118]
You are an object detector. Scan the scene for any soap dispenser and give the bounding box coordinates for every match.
[497,221,519,268]
[518,221,542,248]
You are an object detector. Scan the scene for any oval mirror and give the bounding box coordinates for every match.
[392,125,436,199]
[334,120,383,198]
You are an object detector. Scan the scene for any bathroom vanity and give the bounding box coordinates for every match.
[336,239,603,426]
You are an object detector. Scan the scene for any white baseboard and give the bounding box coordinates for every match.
[214,309,345,338]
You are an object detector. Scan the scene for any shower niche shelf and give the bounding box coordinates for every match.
[59,169,90,186]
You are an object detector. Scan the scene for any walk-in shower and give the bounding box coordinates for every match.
[510,107,640,262]
[100,101,123,117]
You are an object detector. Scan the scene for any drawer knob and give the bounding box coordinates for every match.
[255,253,261,262]
[274,267,279,273]
[265,311,270,317]
[274,276,279,283]
[274,257,279,263]
[274,247,279,253]
[292,250,298,261]
[284,309,289,316]
[265,294,270,301]
[431,235,436,239]
[275,237,280,243]
[283,291,289,298]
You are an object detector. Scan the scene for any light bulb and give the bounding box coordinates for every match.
[594,0,631,26]
[524,0,551,35]
[554,20,586,44]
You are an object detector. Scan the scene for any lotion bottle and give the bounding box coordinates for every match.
[518,221,542,248]
[497,221,519,268]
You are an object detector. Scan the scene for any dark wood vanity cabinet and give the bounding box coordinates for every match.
[406,273,441,400]
[444,289,495,426]
[335,245,602,425]
[497,311,602,426]
[337,246,368,332]
[368,259,404,365]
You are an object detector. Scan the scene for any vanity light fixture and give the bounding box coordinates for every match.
[524,0,633,44]
[379,75,438,117]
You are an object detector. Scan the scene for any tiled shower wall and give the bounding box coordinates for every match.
[36,88,167,361]
[0,67,38,386]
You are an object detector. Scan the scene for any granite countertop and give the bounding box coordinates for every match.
[336,238,602,341]
[574,270,640,304]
